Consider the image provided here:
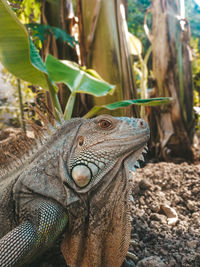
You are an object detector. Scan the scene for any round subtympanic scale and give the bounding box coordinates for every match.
[88,162,99,176]
[71,165,91,187]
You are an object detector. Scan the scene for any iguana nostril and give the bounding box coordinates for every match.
[78,136,84,146]
[137,120,146,128]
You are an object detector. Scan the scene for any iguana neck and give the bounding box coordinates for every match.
[61,158,133,267]
[0,118,83,181]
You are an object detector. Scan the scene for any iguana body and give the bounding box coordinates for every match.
[0,115,149,267]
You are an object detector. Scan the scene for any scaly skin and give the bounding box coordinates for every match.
[0,115,150,267]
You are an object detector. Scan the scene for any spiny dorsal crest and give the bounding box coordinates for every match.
[0,107,61,177]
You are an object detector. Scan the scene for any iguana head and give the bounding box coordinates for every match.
[60,114,150,193]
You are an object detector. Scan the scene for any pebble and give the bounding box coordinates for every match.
[195,254,200,266]
[161,204,178,225]
[176,226,186,235]
[139,179,152,190]
[149,220,161,229]
[191,212,200,218]
[160,248,168,256]
[150,213,167,224]
[149,202,160,212]
[139,196,145,206]
[126,251,139,263]
[136,256,167,267]
[130,239,139,247]
[187,200,196,211]
[186,240,198,249]
[168,258,178,267]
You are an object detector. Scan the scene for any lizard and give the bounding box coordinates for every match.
[0,114,150,267]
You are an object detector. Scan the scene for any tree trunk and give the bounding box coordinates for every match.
[76,0,138,117]
[149,0,194,162]
[41,0,78,112]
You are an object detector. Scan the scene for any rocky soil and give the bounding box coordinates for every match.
[126,161,200,267]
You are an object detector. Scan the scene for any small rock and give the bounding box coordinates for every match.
[149,220,161,229]
[143,248,151,257]
[193,217,200,226]
[161,204,178,225]
[182,190,191,199]
[178,214,185,220]
[136,210,145,217]
[191,212,200,218]
[186,240,198,249]
[186,200,196,211]
[192,187,199,194]
[130,239,139,247]
[139,196,145,206]
[153,185,161,191]
[195,254,200,266]
[182,255,196,266]
[173,253,182,263]
[150,213,167,224]
[173,195,182,204]
[139,179,152,190]
[136,256,167,267]
[131,233,139,240]
[160,248,168,256]
[149,202,160,212]
[126,251,139,263]
[123,258,136,267]
[176,225,186,235]
[168,258,178,267]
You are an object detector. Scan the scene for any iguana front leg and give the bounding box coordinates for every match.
[0,200,67,267]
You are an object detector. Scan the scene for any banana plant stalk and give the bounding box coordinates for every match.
[17,79,26,133]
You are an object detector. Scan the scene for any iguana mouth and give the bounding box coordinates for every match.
[126,144,148,171]
[70,143,148,189]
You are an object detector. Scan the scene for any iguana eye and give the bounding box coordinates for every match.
[98,119,112,129]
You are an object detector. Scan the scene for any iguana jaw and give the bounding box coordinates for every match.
[124,144,148,173]
[59,141,148,196]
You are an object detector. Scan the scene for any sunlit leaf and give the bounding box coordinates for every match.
[45,54,115,96]
[128,32,142,55]
[0,0,49,89]
[84,97,173,118]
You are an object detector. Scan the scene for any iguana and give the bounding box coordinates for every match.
[0,114,150,267]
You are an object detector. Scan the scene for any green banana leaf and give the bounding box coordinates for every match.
[27,23,77,47]
[84,97,173,118]
[45,55,115,96]
[0,0,115,118]
[0,0,49,90]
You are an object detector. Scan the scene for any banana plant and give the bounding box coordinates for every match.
[0,0,114,120]
[128,32,153,118]
[0,0,172,122]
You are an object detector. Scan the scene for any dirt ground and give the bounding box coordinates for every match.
[126,159,200,267]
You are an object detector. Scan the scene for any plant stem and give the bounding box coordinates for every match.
[17,79,26,133]
[63,73,84,120]
[45,74,63,121]
[83,106,102,118]
[64,93,76,120]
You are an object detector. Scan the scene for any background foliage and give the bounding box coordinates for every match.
[0,0,199,132]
